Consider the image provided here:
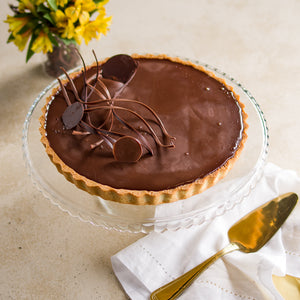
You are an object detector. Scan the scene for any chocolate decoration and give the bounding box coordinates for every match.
[102,54,138,83]
[62,102,84,129]
[113,136,143,162]
[57,52,174,160]
[46,56,244,191]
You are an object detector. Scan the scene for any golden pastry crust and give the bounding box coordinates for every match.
[39,54,248,205]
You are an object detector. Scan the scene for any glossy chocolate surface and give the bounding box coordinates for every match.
[45,57,244,191]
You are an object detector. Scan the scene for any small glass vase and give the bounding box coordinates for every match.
[44,39,80,77]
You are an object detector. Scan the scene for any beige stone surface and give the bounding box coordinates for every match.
[1,0,299,299]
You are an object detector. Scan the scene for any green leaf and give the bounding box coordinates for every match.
[26,47,35,63]
[13,12,31,18]
[89,9,98,16]
[47,0,57,11]
[47,32,59,46]
[17,23,31,35]
[59,37,76,46]
[7,33,15,43]
[43,12,55,25]
[93,0,106,4]
[37,3,50,14]
[26,32,38,62]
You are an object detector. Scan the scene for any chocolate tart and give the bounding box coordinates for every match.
[39,54,248,205]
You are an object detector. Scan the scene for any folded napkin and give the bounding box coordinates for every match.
[111,163,300,300]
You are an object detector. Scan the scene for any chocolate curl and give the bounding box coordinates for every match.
[99,109,114,130]
[58,78,71,106]
[112,98,175,141]
[83,50,101,102]
[74,49,88,101]
[112,110,153,155]
[113,106,174,148]
[60,67,81,103]
[92,50,100,83]
[102,54,138,99]
[86,81,109,100]
[80,120,115,150]
[85,105,174,148]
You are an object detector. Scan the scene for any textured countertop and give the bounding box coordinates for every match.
[1,0,299,299]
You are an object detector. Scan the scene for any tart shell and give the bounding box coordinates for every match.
[39,54,248,205]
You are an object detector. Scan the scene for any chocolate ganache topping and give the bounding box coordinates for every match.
[45,53,245,191]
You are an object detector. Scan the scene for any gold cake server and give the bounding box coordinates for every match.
[150,192,298,300]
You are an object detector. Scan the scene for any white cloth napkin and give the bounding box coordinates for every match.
[111,163,300,300]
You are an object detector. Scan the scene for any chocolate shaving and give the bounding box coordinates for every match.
[57,51,175,162]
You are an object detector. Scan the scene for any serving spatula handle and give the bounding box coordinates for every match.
[150,242,239,300]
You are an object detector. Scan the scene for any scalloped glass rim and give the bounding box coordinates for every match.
[22,58,269,233]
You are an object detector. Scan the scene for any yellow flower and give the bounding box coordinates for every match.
[5,15,30,36]
[31,30,53,53]
[75,0,96,13]
[51,9,78,40]
[50,1,111,44]
[61,19,76,39]
[51,9,67,27]
[75,12,111,45]
[56,0,68,7]
[5,0,111,61]
[93,8,112,35]
[13,30,31,51]
[65,6,80,23]
[95,0,110,9]
[73,27,83,44]
[79,10,89,25]
[76,23,96,45]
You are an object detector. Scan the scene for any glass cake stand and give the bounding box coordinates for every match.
[22,61,269,233]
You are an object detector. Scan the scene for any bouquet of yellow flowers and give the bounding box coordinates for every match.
[5,0,112,62]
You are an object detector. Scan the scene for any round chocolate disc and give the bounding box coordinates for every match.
[113,136,143,162]
[102,54,137,83]
[62,102,84,129]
